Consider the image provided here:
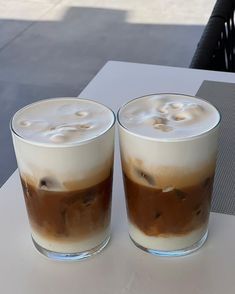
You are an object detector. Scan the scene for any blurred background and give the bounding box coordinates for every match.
[0,0,216,185]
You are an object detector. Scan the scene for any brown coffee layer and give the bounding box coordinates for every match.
[21,171,113,242]
[123,173,214,237]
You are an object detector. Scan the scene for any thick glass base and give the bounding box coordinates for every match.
[130,230,208,257]
[32,236,110,261]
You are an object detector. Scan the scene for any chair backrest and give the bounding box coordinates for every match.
[190,0,235,72]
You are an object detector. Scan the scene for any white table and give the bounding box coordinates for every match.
[1,62,235,294]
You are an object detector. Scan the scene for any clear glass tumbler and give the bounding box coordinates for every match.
[118,93,220,256]
[11,97,115,261]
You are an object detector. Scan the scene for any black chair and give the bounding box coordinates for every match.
[190,0,235,72]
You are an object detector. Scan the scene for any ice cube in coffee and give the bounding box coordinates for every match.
[118,94,220,256]
[11,98,115,260]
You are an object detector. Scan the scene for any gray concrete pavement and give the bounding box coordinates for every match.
[0,0,216,185]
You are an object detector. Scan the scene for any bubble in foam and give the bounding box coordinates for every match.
[55,124,78,132]
[173,110,194,121]
[172,114,188,121]
[75,111,88,117]
[79,124,93,130]
[157,106,169,114]
[153,124,173,132]
[50,134,67,143]
[152,117,168,125]
[19,120,31,127]
[170,102,183,109]
[20,119,49,130]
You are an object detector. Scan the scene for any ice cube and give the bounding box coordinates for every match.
[39,177,61,190]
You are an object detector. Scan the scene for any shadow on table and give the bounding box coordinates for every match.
[0,6,205,186]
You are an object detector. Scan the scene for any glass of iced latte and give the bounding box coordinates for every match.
[11,98,115,260]
[118,94,220,256]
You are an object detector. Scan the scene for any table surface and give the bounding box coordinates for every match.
[1,61,235,294]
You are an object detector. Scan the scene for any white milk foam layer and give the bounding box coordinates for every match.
[12,97,115,189]
[12,98,114,145]
[119,94,220,140]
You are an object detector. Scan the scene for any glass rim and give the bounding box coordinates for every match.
[10,97,116,148]
[117,93,221,142]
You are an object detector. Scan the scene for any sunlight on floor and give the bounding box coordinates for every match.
[0,0,216,24]
[61,0,217,25]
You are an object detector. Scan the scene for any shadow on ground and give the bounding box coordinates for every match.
[0,6,203,185]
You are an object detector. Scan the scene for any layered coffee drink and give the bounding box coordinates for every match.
[118,94,220,256]
[11,98,115,260]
